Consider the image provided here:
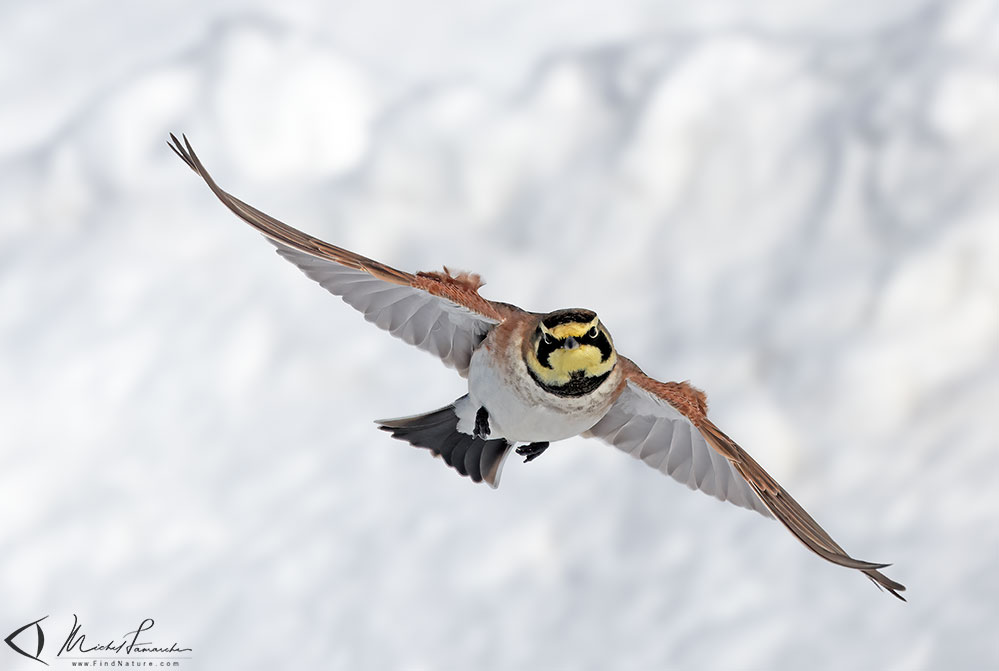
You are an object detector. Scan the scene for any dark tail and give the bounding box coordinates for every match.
[377,398,512,488]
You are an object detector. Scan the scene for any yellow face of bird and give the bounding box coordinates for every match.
[525,309,617,397]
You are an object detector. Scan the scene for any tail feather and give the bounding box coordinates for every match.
[377,398,512,488]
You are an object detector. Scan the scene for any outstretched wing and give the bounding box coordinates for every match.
[170,134,513,376]
[587,356,906,600]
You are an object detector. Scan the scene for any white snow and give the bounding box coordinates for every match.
[1,0,997,669]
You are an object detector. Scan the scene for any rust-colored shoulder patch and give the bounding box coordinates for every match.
[413,267,505,321]
[618,357,709,421]
[417,266,486,292]
[670,380,708,416]
[656,380,709,421]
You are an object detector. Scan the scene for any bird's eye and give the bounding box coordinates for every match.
[542,332,554,345]
[587,326,599,339]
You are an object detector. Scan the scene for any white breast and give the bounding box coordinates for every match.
[461,329,621,443]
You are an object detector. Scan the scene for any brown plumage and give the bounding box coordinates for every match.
[170,133,905,600]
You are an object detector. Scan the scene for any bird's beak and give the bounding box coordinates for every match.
[564,336,579,350]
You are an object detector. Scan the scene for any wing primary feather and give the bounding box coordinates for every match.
[169,134,413,285]
[697,419,906,600]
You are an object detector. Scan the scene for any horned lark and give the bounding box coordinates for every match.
[169,134,905,600]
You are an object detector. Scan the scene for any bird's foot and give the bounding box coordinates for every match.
[473,407,490,440]
[516,442,550,463]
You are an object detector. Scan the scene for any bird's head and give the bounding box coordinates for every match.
[525,309,617,397]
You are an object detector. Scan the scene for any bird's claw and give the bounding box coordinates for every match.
[516,442,550,463]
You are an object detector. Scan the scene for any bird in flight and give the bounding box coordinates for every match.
[169,134,905,600]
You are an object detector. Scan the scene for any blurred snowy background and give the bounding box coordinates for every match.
[2,0,997,669]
